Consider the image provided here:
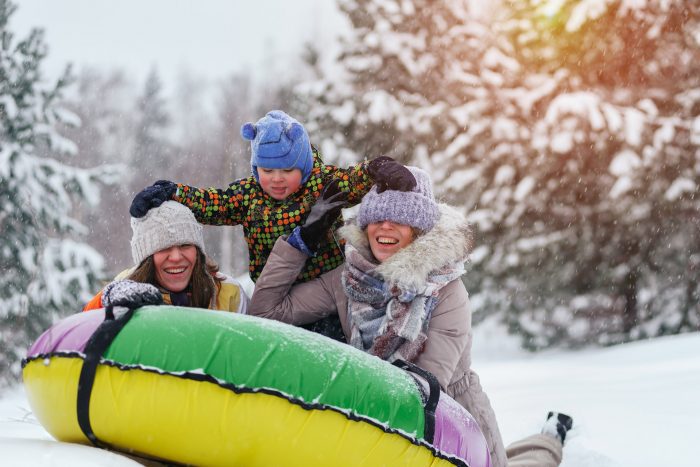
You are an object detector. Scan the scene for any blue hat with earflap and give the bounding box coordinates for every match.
[241,110,313,184]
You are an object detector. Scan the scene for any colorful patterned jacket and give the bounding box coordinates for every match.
[174,147,373,283]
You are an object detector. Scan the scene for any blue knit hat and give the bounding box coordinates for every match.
[358,166,439,233]
[241,110,313,184]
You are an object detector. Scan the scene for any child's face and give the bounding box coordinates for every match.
[258,168,303,200]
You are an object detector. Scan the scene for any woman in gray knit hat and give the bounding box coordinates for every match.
[83,201,249,314]
[250,167,572,467]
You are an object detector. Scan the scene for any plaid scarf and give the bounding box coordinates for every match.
[342,243,463,363]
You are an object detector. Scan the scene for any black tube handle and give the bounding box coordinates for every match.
[392,359,440,444]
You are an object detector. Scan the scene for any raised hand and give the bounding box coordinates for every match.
[367,156,417,193]
[129,180,177,218]
[299,179,349,251]
[102,280,163,310]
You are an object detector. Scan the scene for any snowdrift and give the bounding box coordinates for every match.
[22,306,490,466]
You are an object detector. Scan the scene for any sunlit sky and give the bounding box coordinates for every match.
[13,0,347,91]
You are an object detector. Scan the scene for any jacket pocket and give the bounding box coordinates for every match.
[447,370,470,397]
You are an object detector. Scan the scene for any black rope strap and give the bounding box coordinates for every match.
[76,280,163,447]
[76,305,135,447]
[392,359,440,444]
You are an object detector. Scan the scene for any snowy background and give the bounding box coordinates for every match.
[2,320,698,466]
[12,0,347,90]
[2,0,699,465]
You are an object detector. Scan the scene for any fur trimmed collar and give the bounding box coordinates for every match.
[339,203,473,290]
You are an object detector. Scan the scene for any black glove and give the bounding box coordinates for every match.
[102,280,163,310]
[129,180,177,218]
[299,179,349,251]
[366,156,417,193]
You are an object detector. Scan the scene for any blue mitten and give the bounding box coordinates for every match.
[129,180,177,218]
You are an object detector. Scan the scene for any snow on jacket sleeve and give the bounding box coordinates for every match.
[249,237,344,325]
[174,176,254,226]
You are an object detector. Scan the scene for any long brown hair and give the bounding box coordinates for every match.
[127,247,220,308]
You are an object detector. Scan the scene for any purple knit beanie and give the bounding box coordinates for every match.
[358,166,439,232]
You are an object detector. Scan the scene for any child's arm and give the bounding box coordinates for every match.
[324,156,416,206]
[173,176,257,226]
[323,160,372,206]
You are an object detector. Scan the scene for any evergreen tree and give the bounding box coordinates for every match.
[308,0,699,347]
[172,71,251,277]
[490,0,700,347]
[303,0,538,323]
[305,0,512,165]
[121,68,175,272]
[210,73,256,277]
[62,69,136,272]
[131,67,172,188]
[0,0,118,385]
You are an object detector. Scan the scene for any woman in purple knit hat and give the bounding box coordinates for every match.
[249,166,573,467]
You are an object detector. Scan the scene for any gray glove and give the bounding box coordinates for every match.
[102,280,163,310]
[299,179,349,251]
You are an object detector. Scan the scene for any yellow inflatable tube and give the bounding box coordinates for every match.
[23,306,489,466]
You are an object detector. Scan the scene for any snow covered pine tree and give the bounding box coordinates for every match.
[0,0,119,387]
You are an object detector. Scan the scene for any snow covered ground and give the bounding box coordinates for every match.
[1,321,698,466]
[471,319,699,467]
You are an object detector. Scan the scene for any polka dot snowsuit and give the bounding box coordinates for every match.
[175,147,373,283]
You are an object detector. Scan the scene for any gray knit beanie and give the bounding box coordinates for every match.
[358,166,439,232]
[130,201,205,266]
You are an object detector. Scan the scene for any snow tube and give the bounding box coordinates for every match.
[22,306,490,467]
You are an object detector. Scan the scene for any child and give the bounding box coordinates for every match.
[130,110,414,339]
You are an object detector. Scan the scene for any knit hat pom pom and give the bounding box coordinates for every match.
[287,122,304,140]
[241,122,256,140]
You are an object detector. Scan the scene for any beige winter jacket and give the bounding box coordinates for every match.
[250,204,508,466]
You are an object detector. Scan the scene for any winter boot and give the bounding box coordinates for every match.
[542,411,573,444]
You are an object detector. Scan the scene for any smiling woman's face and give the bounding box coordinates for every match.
[366,221,415,263]
[152,244,197,292]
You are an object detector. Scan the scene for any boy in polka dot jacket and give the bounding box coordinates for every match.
[130,110,416,286]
